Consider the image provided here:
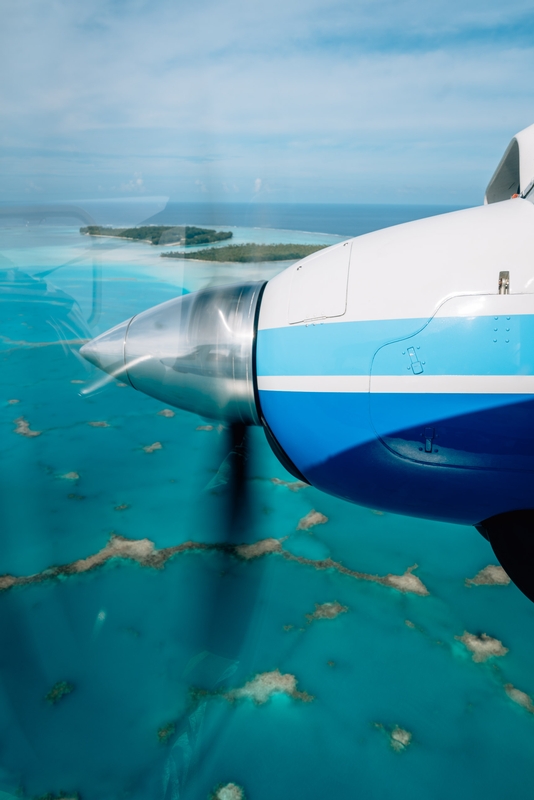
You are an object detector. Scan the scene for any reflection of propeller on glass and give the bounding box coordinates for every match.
[0,265,93,358]
[79,354,152,396]
[0,204,104,327]
[79,279,290,669]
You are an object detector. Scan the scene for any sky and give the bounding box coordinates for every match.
[2,0,534,205]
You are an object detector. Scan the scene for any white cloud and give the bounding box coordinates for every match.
[120,173,145,193]
[2,0,534,203]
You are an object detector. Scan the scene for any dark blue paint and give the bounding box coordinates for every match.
[259,389,534,525]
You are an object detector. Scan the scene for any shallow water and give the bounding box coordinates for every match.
[1,204,533,800]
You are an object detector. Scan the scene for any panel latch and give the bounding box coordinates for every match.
[499,271,510,294]
[407,346,423,374]
[424,427,435,453]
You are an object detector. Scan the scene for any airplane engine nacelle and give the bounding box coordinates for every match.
[80,122,534,605]
[81,195,534,531]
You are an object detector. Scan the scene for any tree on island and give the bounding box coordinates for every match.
[80,225,233,246]
[161,243,328,263]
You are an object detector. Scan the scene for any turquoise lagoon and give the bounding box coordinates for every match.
[1,206,534,799]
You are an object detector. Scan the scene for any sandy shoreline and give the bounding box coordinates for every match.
[81,232,213,247]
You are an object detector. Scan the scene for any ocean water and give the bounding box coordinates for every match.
[142,201,469,238]
[1,202,534,800]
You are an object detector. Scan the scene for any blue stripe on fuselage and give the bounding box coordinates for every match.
[257,314,534,376]
[257,319,427,376]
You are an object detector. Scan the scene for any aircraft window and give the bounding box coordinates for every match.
[485,137,520,203]
[4,200,531,799]
[4,4,534,795]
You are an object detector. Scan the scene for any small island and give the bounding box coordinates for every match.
[161,243,327,262]
[80,225,233,246]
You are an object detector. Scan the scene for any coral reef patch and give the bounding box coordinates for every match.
[271,478,308,492]
[297,510,328,530]
[210,783,245,800]
[465,565,510,587]
[504,684,534,713]
[374,722,412,752]
[455,631,509,663]
[158,409,175,417]
[0,534,430,597]
[194,669,313,706]
[13,416,41,437]
[305,602,348,623]
[143,442,162,453]
[157,722,176,744]
[45,681,74,705]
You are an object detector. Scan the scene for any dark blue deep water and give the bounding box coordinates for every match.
[144,201,466,237]
[1,202,534,800]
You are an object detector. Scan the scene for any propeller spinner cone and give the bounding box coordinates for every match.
[79,281,266,424]
[79,319,132,384]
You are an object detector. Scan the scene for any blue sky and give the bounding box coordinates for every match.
[2,0,534,205]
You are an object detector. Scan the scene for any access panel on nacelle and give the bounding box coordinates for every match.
[370,293,534,471]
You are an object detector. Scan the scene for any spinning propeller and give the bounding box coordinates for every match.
[80,277,276,657]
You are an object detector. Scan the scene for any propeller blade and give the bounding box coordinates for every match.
[199,420,263,659]
[225,421,249,540]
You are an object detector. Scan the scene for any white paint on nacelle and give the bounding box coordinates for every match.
[258,198,534,331]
